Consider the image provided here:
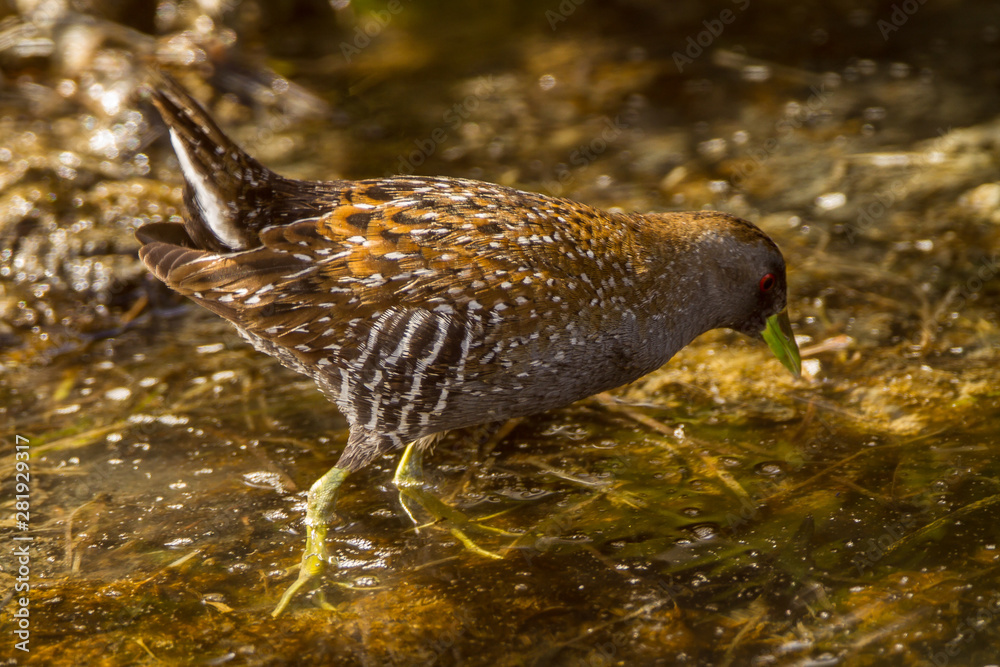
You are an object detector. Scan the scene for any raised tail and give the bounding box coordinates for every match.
[149,72,278,252]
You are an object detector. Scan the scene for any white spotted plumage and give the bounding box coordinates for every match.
[138,72,791,474]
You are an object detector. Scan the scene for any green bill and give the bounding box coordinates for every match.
[762,309,801,377]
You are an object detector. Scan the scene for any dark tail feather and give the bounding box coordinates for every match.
[149,71,277,252]
[135,220,196,248]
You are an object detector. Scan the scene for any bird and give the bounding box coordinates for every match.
[135,72,801,616]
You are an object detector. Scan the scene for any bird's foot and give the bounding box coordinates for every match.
[272,465,349,617]
[394,438,516,559]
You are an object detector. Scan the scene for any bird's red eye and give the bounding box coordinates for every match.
[759,273,776,293]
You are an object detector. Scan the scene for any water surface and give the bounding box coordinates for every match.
[2,1,1000,664]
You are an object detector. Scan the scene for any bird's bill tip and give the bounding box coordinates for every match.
[762,310,801,377]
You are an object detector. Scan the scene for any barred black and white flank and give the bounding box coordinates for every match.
[138,74,796,473]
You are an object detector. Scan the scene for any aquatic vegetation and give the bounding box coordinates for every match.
[2,1,999,664]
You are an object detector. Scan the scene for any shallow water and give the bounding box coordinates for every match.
[2,1,1000,664]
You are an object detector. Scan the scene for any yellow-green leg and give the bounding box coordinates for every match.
[392,439,510,559]
[272,465,349,617]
